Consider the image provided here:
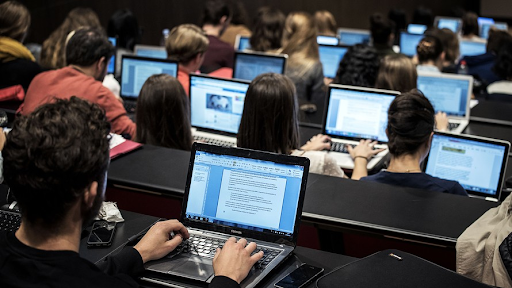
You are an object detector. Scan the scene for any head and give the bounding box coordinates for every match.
[3,97,111,232]
[166,24,209,70]
[462,12,479,37]
[201,0,231,28]
[225,0,249,26]
[370,13,395,46]
[386,90,435,160]
[282,12,319,65]
[334,44,380,87]
[376,54,417,93]
[313,10,337,37]
[487,30,512,54]
[416,35,444,65]
[237,73,299,155]
[136,74,193,150]
[250,6,286,52]
[65,7,101,29]
[412,6,433,27]
[66,27,115,82]
[429,28,460,64]
[107,8,141,51]
[493,42,512,81]
[0,1,30,42]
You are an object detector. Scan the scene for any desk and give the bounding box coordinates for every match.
[471,101,512,127]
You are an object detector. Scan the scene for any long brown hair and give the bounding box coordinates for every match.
[281,12,319,73]
[0,1,30,42]
[375,54,417,93]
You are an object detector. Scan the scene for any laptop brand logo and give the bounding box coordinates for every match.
[231,230,242,235]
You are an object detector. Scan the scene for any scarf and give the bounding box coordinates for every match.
[0,36,35,63]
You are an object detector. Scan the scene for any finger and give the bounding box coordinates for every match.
[347,145,353,152]
[225,237,237,247]
[321,142,331,150]
[244,242,257,253]
[237,238,248,248]
[213,248,221,262]
[165,233,184,251]
[372,148,386,155]
[249,251,264,265]
[161,221,190,239]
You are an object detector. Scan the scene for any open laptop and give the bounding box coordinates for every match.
[143,142,310,288]
[232,51,287,81]
[400,31,424,57]
[481,22,508,39]
[134,44,167,59]
[120,55,178,113]
[234,34,251,51]
[190,74,250,147]
[459,40,487,57]
[107,37,116,75]
[318,44,348,79]
[317,35,339,46]
[417,72,473,134]
[337,28,370,45]
[425,132,510,201]
[323,85,399,169]
[434,16,462,33]
[407,24,427,34]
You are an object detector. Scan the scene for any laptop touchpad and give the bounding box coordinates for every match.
[164,255,214,282]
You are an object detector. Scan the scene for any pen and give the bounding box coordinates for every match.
[389,253,402,261]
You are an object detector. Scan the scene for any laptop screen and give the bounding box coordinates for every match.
[407,24,427,34]
[400,32,424,57]
[481,22,508,39]
[460,40,487,57]
[190,75,249,134]
[233,52,287,81]
[120,56,178,99]
[236,35,251,51]
[417,73,471,117]
[324,86,397,142]
[134,45,167,59]
[319,45,348,78]
[436,17,461,33]
[107,37,116,74]
[317,35,339,46]
[426,133,510,199]
[337,29,370,45]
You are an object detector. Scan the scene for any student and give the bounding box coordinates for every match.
[461,12,485,43]
[416,35,444,73]
[166,24,209,95]
[237,73,380,179]
[136,74,193,150]
[107,8,141,78]
[219,0,251,47]
[369,13,396,58]
[429,28,460,73]
[313,10,337,37]
[249,6,285,53]
[334,44,380,88]
[360,90,468,196]
[375,54,417,93]
[487,42,512,95]
[0,97,261,288]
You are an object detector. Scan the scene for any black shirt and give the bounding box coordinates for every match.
[0,58,42,92]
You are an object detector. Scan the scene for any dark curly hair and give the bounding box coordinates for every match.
[3,97,111,230]
[334,44,380,87]
[493,41,512,80]
[66,26,115,67]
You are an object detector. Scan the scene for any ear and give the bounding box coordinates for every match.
[83,181,98,209]
[439,51,446,61]
[220,15,228,25]
[97,56,106,70]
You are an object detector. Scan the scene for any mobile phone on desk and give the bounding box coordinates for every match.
[87,221,117,247]
[274,263,324,288]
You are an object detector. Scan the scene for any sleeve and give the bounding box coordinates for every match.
[96,85,136,138]
[96,247,145,278]
[452,183,469,196]
[322,154,345,178]
[209,276,240,288]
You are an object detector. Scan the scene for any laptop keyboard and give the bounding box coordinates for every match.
[448,122,460,130]
[0,210,21,232]
[193,136,235,147]
[330,142,353,153]
[123,101,136,114]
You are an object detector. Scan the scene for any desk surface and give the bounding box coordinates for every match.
[471,101,512,127]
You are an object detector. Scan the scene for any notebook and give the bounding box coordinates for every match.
[323,85,399,169]
[399,31,424,57]
[232,51,287,81]
[143,143,310,288]
[234,34,251,51]
[480,22,508,39]
[434,16,462,33]
[317,35,339,46]
[337,28,371,45]
[425,132,510,201]
[120,55,178,113]
[134,44,167,59]
[407,24,427,34]
[459,40,487,57]
[319,44,349,79]
[417,72,473,134]
[189,74,250,147]
[107,37,116,75]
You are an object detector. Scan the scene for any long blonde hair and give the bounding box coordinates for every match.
[281,12,319,73]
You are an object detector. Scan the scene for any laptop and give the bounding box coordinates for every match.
[407,24,427,34]
[134,44,167,59]
[189,74,250,147]
[232,51,287,81]
[234,34,251,51]
[143,142,310,288]
[107,37,117,75]
[400,31,424,57]
[480,22,508,39]
[459,40,487,57]
[434,16,462,33]
[323,85,399,169]
[120,55,178,113]
[318,44,349,79]
[317,35,339,46]
[425,132,510,201]
[417,72,473,134]
[337,28,371,45]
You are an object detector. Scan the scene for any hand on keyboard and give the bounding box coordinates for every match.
[435,112,449,132]
[300,134,332,151]
[213,237,264,284]
[134,220,190,263]
[347,139,386,161]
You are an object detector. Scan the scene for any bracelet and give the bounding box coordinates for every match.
[353,156,368,161]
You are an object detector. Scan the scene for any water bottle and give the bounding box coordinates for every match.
[458,60,468,75]
[160,28,170,46]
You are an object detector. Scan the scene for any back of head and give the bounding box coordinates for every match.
[462,12,479,37]
[3,97,110,230]
[225,0,249,26]
[493,41,512,80]
[107,8,140,51]
[250,6,285,52]
[282,12,319,65]
[387,89,435,157]
[487,30,512,54]
[136,74,193,150]
[376,54,417,93]
[334,44,380,87]
[412,6,433,27]
[388,9,407,33]
[370,13,395,45]
[0,1,30,42]
[66,27,115,67]
[429,28,459,63]
[237,73,299,154]
[166,24,209,64]
[313,10,337,36]
[201,0,230,26]
[416,35,443,64]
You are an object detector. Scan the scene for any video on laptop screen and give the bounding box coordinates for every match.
[417,75,470,117]
[319,45,348,78]
[190,76,249,134]
[120,57,178,98]
[185,151,304,237]
[317,35,339,46]
[236,36,251,51]
[233,53,286,81]
[400,32,424,57]
[437,18,461,33]
[426,134,507,196]
[107,37,116,74]
[481,23,508,39]
[338,30,370,45]
[135,46,167,59]
[324,87,395,142]
[459,40,487,57]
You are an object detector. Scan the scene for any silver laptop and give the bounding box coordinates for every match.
[323,85,399,169]
[337,27,371,46]
[234,34,251,51]
[434,16,462,33]
[425,132,510,202]
[459,40,487,57]
[134,44,167,59]
[318,44,349,79]
[232,51,287,81]
[417,72,473,134]
[189,74,250,147]
[143,143,310,288]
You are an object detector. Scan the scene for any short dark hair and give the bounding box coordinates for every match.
[370,13,395,45]
[487,30,512,54]
[136,74,193,150]
[493,41,512,80]
[201,0,230,26]
[3,97,111,229]
[386,90,435,157]
[250,6,286,52]
[462,12,479,37]
[416,35,443,63]
[66,27,115,66]
[107,8,140,51]
[0,1,30,42]
[334,44,380,87]
[237,73,299,154]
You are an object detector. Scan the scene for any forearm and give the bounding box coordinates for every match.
[350,157,368,180]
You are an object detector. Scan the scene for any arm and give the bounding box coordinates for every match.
[97,86,136,138]
[348,140,386,180]
[300,134,331,151]
[435,112,449,131]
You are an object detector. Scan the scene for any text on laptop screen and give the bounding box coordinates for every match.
[185,151,304,236]
[400,32,424,57]
[407,24,427,34]
[338,30,370,45]
[319,45,348,78]
[317,35,339,46]
[233,53,285,81]
[426,134,506,195]
[481,23,508,39]
[190,76,249,134]
[417,75,469,117]
[460,41,487,57]
[107,37,116,74]
[121,58,178,98]
[135,47,167,59]
[237,36,251,51]
[437,19,461,33]
[325,88,394,142]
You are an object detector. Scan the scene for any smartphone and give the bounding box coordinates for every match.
[87,221,117,247]
[274,263,324,288]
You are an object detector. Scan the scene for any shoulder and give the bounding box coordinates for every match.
[422,174,468,196]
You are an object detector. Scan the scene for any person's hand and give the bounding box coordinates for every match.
[323,77,333,86]
[213,237,263,284]
[435,112,449,131]
[134,220,190,263]
[300,134,331,151]
[348,139,385,161]
[0,128,6,150]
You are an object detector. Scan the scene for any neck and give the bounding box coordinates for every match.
[179,63,196,74]
[387,153,422,173]
[70,64,97,79]
[202,24,221,37]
